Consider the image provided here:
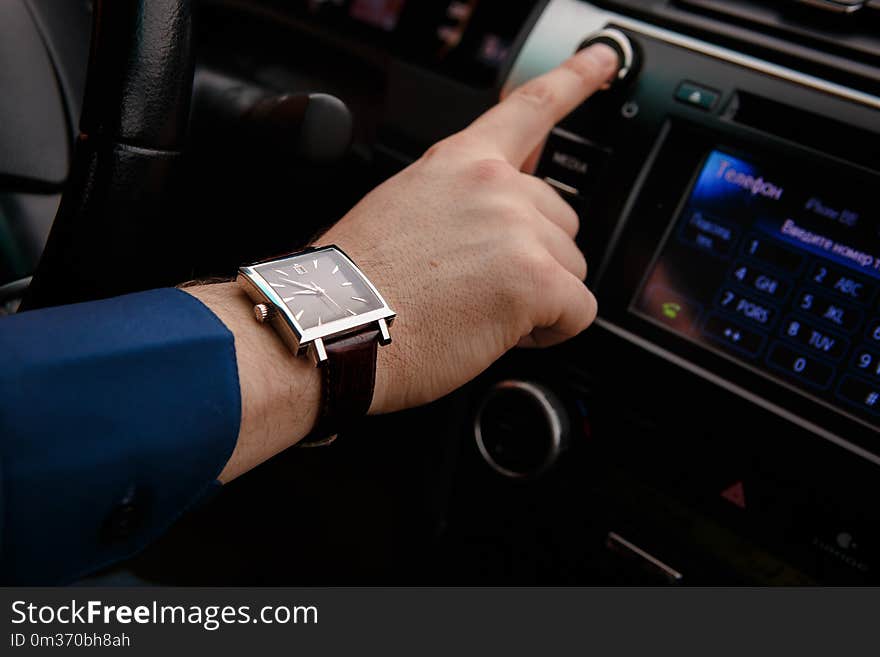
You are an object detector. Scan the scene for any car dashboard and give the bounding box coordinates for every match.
[2,0,879,584]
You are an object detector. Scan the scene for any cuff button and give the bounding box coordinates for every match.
[101,486,147,543]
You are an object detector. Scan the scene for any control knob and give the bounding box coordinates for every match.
[473,380,570,479]
[579,28,638,87]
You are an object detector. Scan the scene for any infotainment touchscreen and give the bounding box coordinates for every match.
[633,149,880,429]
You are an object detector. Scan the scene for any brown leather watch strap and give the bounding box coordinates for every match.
[299,328,380,447]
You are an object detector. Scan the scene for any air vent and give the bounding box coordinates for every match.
[674,0,880,63]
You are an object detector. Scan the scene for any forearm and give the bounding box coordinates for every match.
[185,282,321,483]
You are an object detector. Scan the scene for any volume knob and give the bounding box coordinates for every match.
[579,28,638,86]
[474,380,570,479]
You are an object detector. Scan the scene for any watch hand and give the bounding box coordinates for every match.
[281,291,318,301]
[312,281,342,310]
[279,278,320,292]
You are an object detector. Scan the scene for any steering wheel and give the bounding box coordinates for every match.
[21,0,194,311]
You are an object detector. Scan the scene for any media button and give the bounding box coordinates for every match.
[536,129,609,200]
[837,375,880,417]
[766,342,835,389]
[702,313,765,357]
[795,289,862,333]
[742,235,805,276]
[809,262,876,305]
[716,288,777,329]
[729,262,790,301]
[779,316,848,361]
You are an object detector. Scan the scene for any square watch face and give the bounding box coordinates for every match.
[249,247,387,335]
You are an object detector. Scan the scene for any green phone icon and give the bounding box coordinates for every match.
[661,302,682,319]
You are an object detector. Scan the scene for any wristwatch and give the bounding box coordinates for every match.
[237,245,395,446]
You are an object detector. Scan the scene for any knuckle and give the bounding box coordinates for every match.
[560,203,580,231]
[577,254,589,281]
[421,142,444,162]
[447,131,481,152]
[574,288,598,334]
[421,137,456,162]
[532,252,559,289]
[585,294,598,326]
[468,157,514,185]
[497,208,535,241]
[426,132,482,162]
[509,245,552,291]
[512,78,556,110]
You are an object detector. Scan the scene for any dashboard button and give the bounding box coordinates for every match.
[795,289,862,333]
[702,313,765,357]
[473,380,569,479]
[643,285,702,333]
[807,498,880,582]
[675,81,720,110]
[720,480,747,509]
[716,288,778,329]
[779,315,848,360]
[766,342,835,388]
[742,235,805,275]
[605,532,683,584]
[578,28,637,86]
[730,262,790,300]
[851,347,880,378]
[543,177,580,200]
[537,129,609,200]
[836,375,880,416]
[679,211,737,257]
[678,445,813,553]
[809,262,876,304]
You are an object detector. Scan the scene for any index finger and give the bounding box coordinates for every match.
[465,44,619,167]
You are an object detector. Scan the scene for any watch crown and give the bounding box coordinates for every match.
[253,303,274,323]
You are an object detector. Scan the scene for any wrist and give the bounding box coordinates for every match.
[184,282,322,482]
[310,232,398,417]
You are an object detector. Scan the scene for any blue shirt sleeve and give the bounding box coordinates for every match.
[0,288,241,584]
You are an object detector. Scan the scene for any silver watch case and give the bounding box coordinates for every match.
[237,245,395,364]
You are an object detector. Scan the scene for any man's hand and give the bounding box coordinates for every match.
[319,43,619,414]
[192,44,618,482]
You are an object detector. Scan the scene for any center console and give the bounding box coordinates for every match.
[447,0,880,584]
[133,0,880,585]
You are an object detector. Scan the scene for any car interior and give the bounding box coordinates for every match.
[2,0,879,585]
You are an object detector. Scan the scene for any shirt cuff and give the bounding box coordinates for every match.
[0,288,241,584]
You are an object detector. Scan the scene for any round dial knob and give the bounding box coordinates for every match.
[474,380,570,479]
[579,28,638,87]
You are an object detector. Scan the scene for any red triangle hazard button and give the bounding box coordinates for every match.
[720,481,746,509]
